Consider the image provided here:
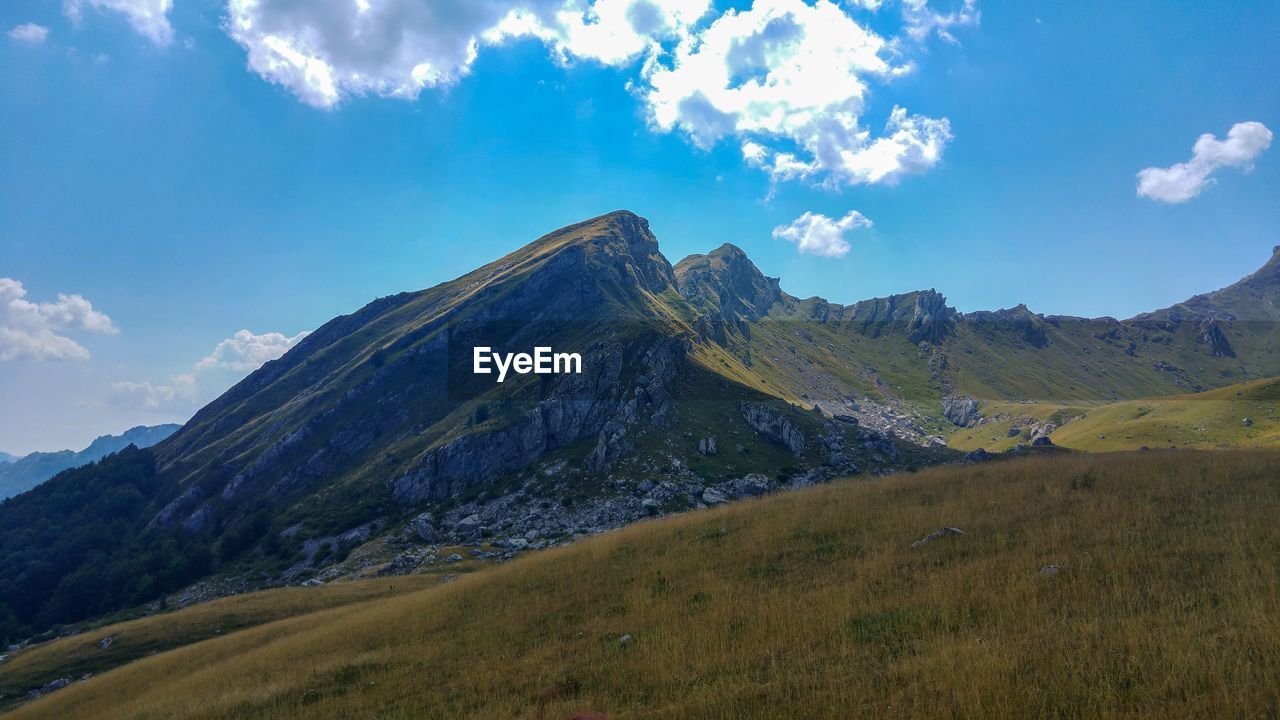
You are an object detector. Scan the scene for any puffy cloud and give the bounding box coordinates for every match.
[224,0,710,109]
[772,210,872,258]
[0,278,119,362]
[220,0,966,185]
[1137,121,1273,204]
[644,0,953,187]
[64,0,174,45]
[194,329,311,372]
[112,329,307,410]
[8,23,50,44]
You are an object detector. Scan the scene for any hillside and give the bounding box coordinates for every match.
[1,210,1277,647]
[0,425,180,500]
[1049,376,1280,450]
[7,450,1279,719]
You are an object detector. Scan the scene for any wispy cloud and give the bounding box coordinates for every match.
[7,23,50,44]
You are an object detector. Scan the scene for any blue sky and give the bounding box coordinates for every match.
[1,0,1277,454]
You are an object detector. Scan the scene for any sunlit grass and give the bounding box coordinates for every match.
[10,450,1280,719]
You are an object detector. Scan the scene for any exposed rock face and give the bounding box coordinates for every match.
[1198,319,1235,358]
[907,290,956,344]
[392,336,684,503]
[942,395,980,427]
[740,403,806,455]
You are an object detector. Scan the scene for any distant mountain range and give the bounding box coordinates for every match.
[0,424,181,500]
[1,211,1277,643]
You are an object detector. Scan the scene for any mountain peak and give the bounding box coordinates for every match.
[674,243,780,321]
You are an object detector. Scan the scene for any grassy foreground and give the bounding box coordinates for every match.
[0,575,442,712]
[10,450,1280,719]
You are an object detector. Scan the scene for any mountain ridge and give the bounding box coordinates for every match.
[1,210,1277,645]
[0,424,181,501]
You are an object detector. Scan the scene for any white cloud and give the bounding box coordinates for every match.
[112,330,308,410]
[224,0,710,109]
[219,0,967,185]
[1137,121,1273,204]
[110,376,190,409]
[8,23,50,44]
[643,0,954,187]
[194,329,311,372]
[64,0,174,46]
[772,210,872,258]
[0,278,119,362]
[900,0,979,44]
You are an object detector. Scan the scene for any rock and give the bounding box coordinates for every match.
[457,514,481,528]
[833,414,859,425]
[1198,319,1235,358]
[740,402,806,455]
[701,487,728,505]
[301,578,325,587]
[906,290,956,344]
[1007,427,1022,438]
[911,527,964,549]
[407,512,438,543]
[29,677,72,699]
[697,436,718,455]
[636,480,654,494]
[942,395,980,427]
[1039,564,1070,575]
[445,553,464,563]
[726,473,771,498]
[641,498,660,510]
[97,636,116,650]
[507,538,529,550]
[1031,436,1053,447]
[619,634,634,647]
[1242,417,1254,427]
[524,529,540,541]
[963,448,993,463]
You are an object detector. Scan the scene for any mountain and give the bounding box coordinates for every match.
[0,452,18,464]
[0,210,1277,645]
[0,424,181,500]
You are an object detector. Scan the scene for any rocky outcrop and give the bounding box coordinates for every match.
[942,395,980,427]
[1197,319,1235,358]
[392,336,684,503]
[907,290,956,344]
[740,403,806,455]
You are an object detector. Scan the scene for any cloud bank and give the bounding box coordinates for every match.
[1137,121,1273,204]
[0,278,118,361]
[65,0,174,45]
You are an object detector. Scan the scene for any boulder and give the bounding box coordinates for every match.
[911,527,964,549]
[740,403,806,455]
[942,395,980,427]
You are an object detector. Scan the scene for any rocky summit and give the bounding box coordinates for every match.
[2,210,1279,643]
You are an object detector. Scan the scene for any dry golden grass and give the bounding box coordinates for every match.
[0,574,441,711]
[10,450,1280,719]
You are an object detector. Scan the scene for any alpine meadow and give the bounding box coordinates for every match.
[2,0,1278,717]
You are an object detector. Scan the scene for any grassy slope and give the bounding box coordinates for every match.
[1049,376,1280,451]
[0,575,442,711]
[11,450,1280,719]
